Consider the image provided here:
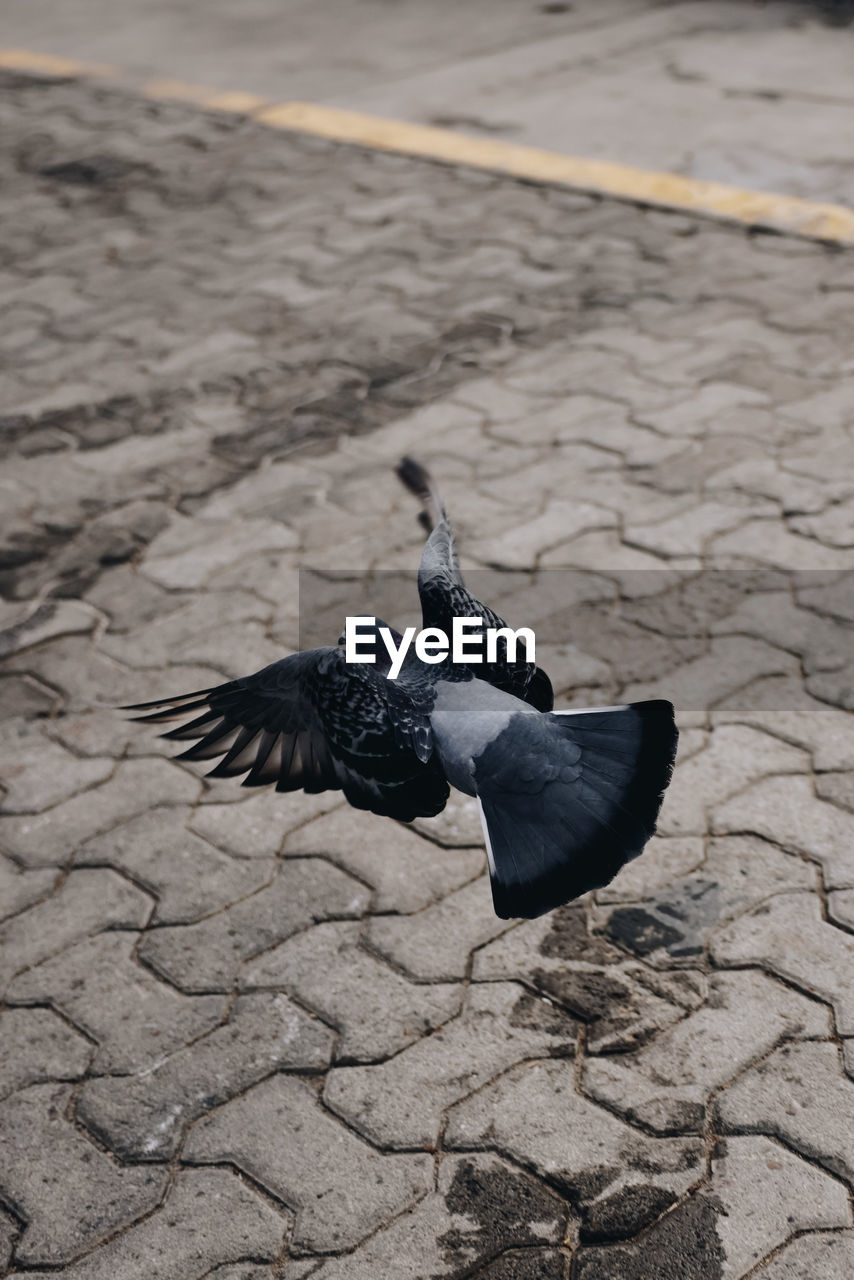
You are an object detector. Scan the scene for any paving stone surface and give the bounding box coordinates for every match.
[284,806,485,913]
[1,66,854,1278]
[240,920,463,1062]
[0,1082,167,1265]
[8,1169,287,1280]
[713,774,854,890]
[77,992,335,1159]
[6,932,227,1072]
[367,876,514,980]
[75,808,279,924]
[446,1058,704,1237]
[280,1153,567,1279]
[325,982,577,1148]
[596,834,817,964]
[717,1040,854,1184]
[472,904,706,1053]
[138,858,370,992]
[752,1233,854,1280]
[0,867,151,992]
[573,1137,851,1280]
[584,970,829,1134]
[185,1074,433,1252]
[0,1008,92,1100]
[0,856,57,923]
[712,893,854,1036]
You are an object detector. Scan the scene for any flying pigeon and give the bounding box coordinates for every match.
[125,460,677,918]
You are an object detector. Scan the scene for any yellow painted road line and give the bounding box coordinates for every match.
[4,45,854,247]
[0,46,113,78]
[254,101,854,245]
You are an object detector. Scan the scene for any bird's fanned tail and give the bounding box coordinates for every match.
[473,700,678,918]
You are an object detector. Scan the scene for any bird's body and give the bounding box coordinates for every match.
[429,674,538,796]
[126,458,677,918]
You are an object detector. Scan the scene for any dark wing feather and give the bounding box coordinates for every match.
[124,647,449,821]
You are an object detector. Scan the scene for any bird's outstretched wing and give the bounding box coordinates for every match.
[124,647,449,822]
[474,701,678,918]
[395,456,554,711]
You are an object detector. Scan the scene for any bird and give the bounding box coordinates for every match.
[124,458,677,919]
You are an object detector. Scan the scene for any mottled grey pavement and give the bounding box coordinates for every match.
[4,0,854,206]
[1,69,854,1279]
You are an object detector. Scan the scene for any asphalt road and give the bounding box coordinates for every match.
[4,0,854,203]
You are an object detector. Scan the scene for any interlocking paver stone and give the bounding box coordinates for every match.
[623,635,799,711]
[0,1211,17,1272]
[324,981,577,1148]
[0,719,113,813]
[139,516,299,591]
[467,498,617,568]
[753,1233,854,1279]
[595,835,705,903]
[0,855,57,922]
[282,1153,567,1279]
[76,809,277,923]
[8,1168,287,1280]
[0,1082,166,1265]
[184,1073,433,1252]
[0,1008,91,1099]
[206,1267,278,1280]
[0,598,101,662]
[656,725,807,837]
[829,888,854,936]
[574,1136,851,1279]
[473,905,705,1052]
[284,807,484,913]
[584,969,828,1133]
[0,867,151,992]
[0,758,200,866]
[96,589,270,669]
[712,892,854,1035]
[77,992,334,1159]
[714,681,854,771]
[411,789,484,847]
[817,772,854,811]
[599,834,817,962]
[241,920,462,1061]
[367,877,514,980]
[718,1040,854,1183]
[190,790,343,851]
[713,775,854,889]
[7,932,226,1072]
[138,858,370,991]
[473,1252,568,1279]
[446,1059,702,1238]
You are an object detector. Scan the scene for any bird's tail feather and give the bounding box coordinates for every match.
[475,700,678,919]
[395,456,445,532]
[396,455,464,586]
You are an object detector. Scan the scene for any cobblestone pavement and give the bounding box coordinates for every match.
[1,69,854,1279]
